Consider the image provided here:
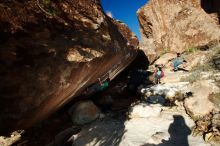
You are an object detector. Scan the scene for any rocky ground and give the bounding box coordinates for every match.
[0,49,219,146]
[1,47,220,146]
[70,45,220,146]
[1,0,220,146]
[22,45,219,146]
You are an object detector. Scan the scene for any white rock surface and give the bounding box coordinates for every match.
[154,53,176,65]
[69,103,210,146]
[128,103,162,118]
[140,83,190,102]
[120,104,208,146]
[66,78,220,146]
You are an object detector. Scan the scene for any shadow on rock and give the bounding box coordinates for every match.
[142,115,191,146]
[47,113,126,146]
[71,114,126,146]
[201,0,220,23]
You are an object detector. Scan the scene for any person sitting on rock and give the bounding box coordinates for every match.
[154,64,164,84]
[169,53,187,72]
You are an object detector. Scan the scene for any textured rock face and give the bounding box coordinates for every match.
[213,53,220,70]
[0,0,138,133]
[201,0,220,23]
[184,80,220,119]
[137,0,220,63]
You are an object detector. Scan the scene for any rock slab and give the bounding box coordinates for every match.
[137,0,220,63]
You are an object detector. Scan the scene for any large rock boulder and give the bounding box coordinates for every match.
[0,0,138,133]
[68,101,100,125]
[184,80,220,119]
[137,0,220,63]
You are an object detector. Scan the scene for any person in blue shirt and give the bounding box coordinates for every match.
[170,53,187,72]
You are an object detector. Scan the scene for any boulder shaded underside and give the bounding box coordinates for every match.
[0,0,138,133]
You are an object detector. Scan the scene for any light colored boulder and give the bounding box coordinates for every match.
[154,53,176,66]
[138,0,220,63]
[128,103,162,118]
[184,80,220,119]
[0,130,24,146]
[68,100,100,125]
[184,52,208,71]
[140,83,190,103]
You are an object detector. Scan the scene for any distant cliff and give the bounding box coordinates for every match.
[137,0,220,63]
[0,0,138,133]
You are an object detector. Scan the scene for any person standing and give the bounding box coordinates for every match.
[154,64,164,84]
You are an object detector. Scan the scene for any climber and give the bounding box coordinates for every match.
[170,53,187,72]
[154,64,164,84]
[98,77,110,91]
[84,78,110,95]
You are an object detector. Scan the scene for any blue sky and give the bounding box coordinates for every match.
[101,0,148,40]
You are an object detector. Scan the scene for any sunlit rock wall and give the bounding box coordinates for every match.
[137,0,220,63]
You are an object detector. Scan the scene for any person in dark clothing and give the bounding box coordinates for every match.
[84,78,110,95]
[98,78,110,91]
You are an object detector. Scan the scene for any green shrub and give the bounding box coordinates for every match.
[192,63,213,72]
[181,62,214,83]
[187,47,198,53]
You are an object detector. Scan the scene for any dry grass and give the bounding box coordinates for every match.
[209,92,220,109]
[180,63,214,83]
[181,45,220,83]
